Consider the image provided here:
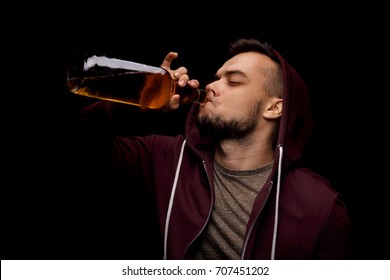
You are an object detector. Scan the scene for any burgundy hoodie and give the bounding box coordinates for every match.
[65,49,352,260]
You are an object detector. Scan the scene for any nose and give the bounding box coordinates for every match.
[205,82,217,97]
[205,80,216,93]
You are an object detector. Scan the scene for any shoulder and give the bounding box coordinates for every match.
[280,167,350,230]
[282,167,342,207]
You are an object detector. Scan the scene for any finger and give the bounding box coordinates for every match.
[161,52,178,70]
[188,79,200,88]
[177,77,199,88]
[168,95,180,110]
[177,74,189,87]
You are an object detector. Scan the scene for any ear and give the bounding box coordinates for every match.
[263,98,283,119]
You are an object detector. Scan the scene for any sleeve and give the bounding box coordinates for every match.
[316,193,353,259]
[52,100,181,259]
[55,100,189,178]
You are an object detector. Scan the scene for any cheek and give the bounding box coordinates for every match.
[226,95,251,111]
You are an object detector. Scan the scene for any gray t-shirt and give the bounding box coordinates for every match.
[193,160,273,259]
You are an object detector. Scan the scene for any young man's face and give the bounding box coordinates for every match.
[197,52,280,139]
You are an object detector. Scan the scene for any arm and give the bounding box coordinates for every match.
[50,52,198,258]
[316,194,353,259]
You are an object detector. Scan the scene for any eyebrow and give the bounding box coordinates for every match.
[215,69,248,79]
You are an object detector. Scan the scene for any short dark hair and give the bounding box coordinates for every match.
[228,38,280,64]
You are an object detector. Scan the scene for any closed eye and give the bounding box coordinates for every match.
[228,80,242,85]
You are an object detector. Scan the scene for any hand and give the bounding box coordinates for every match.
[161,52,199,110]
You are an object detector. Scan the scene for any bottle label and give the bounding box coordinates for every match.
[84,55,165,74]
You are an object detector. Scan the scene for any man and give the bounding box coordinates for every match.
[60,38,351,259]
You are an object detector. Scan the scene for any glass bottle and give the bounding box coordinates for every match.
[66,53,207,109]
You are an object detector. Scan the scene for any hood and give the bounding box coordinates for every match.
[273,50,314,170]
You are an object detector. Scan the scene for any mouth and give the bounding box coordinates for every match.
[204,90,214,103]
[195,89,213,105]
[199,96,213,109]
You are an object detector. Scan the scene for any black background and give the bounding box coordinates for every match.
[3,3,389,260]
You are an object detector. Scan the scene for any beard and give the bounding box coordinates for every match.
[196,101,263,140]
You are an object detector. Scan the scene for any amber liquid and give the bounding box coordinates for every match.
[67,70,203,109]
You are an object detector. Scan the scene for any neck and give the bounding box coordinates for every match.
[215,137,274,171]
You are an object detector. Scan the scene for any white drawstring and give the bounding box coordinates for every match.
[163,139,187,260]
[271,144,283,260]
